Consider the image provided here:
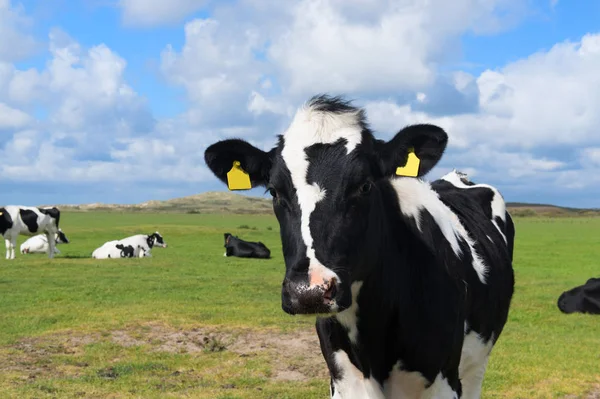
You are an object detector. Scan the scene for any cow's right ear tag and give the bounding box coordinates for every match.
[227,161,252,190]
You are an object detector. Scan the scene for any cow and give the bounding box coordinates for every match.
[557,277,600,315]
[203,95,515,398]
[1,205,61,260]
[20,229,70,255]
[92,232,166,259]
[223,232,271,259]
[91,242,148,259]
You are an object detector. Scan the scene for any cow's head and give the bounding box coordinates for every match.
[148,232,167,248]
[56,229,70,244]
[224,233,233,247]
[204,95,448,315]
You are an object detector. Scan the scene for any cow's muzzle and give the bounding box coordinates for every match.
[281,276,349,315]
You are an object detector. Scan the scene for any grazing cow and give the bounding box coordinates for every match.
[1,206,61,260]
[223,233,271,259]
[557,277,600,315]
[92,232,165,259]
[204,95,515,398]
[20,229,70,255]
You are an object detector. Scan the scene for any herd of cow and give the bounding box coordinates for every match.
[0,205,271,261]
[1,94,597,398]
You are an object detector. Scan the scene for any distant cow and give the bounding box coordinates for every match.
[223,233,271,259]
[1,206,61,260]
[204,95,515,398]
[558,277,600,315]
[21,229,70,255]
[92,232,165,259]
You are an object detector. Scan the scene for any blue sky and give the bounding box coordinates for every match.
[2,0,600,208]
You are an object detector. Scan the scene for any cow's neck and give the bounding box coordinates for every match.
[328,182,434,385]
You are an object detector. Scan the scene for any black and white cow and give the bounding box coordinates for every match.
[92,232,166,259]
[1,205,61,260]
[224,233,271,259]
[557,277,600,315]
[20,229,70,255]
[204,95,515,398]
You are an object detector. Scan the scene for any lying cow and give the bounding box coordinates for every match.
[204,95,515,398]
[558,277,600,315]
[20,229,70,255]
[92,243,148,259]
[1,205,61,260]
[223,233,271,259]
[92,232,166,259]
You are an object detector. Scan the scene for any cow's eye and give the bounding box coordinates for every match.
[268,188,278,198]
[359,182,372,194]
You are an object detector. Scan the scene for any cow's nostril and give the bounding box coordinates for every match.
[323,278,337,301]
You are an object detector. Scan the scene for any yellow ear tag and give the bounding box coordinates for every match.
[227,161,252,190]
[395,148,420,177]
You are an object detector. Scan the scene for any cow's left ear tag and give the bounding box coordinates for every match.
[395,148,420,177]
[227,161,252,190]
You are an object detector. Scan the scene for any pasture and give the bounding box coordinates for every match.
[0,212,599,398]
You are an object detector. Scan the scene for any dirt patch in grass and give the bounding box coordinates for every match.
[109,323,328,381]
[564,384,600,399]
[3,323,328,383]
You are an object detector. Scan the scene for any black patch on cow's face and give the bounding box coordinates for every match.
[224,233,232,247]
[148,232,166,248]
[20,209,39,233]
[56,229,69,244]
[0,208,13,236]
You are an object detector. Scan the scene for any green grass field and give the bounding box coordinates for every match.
[1,212,599,398]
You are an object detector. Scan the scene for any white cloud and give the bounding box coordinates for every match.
[0,0,38,62]
[119,0,208,27]
[0,103,31,129]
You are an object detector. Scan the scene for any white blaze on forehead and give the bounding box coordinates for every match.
[280,101,363,280]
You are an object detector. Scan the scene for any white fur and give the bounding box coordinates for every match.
[20,231,67,254]
[459,331,494,399]
[335,281,363,344]
[92,233,164,259]
[441,170,508,243]
[332,350,385,399]
[390,177,488,284]
[281,101,364,287]
[383,365,458,399]
[2,205,59,260]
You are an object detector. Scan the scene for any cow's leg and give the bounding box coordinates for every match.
[458,332,493,399]
[46,232,56,259]
[421,372,460,399]
[9,237,17,259]
[4,238,10,259]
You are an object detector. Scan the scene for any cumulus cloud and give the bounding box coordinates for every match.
[0,0,38,62]
[119,0,208,27]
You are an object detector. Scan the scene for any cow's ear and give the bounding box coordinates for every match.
[204,139,275,189]
[376,124,448,178]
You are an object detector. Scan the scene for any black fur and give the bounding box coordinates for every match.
[558,277,600,315]
[0,208,13,236]
[20,209,39,233]
[38,207,61,228]
[203,94,515,396]
[116,244,135,258]
[224,233,271,259]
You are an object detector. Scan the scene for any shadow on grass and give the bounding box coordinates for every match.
[60,254,92,259]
